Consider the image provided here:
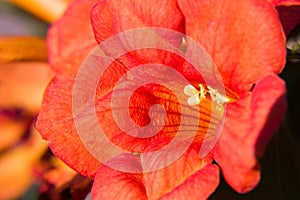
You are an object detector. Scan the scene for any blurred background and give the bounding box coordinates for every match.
[0,1,92,200]
[0,0,299,199]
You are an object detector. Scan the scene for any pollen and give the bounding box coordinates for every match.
[184,84,230,106]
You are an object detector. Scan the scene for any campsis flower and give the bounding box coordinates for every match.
[36,0,299,199]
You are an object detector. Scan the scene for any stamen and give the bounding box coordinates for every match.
[184,84,199,96]
[207,86,230,105]
[199,84,207,100]
[187,94,200,105]
[184,84,230,106]
[184,84,208,105]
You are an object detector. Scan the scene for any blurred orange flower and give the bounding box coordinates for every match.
[0,36,52,199]
[6,0,73,22]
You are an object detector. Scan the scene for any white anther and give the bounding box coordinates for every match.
[207,86,230,105]
[184,84,207,105]
[184,84,199,96]
[184,84,230,106]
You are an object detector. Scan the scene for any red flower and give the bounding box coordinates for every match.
[36,0,299,199]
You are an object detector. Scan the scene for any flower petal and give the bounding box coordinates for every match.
[35,77,102,178]
[47,0,98,76]
[160,164,219,200]
[251,75,287,155]
[177,0,286,95]
[142,146,216,199]
[91,0,184,43]
[90,0,185,70]
[92,146,218,200]
[214,74,286,193]
[91,155,147,200]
